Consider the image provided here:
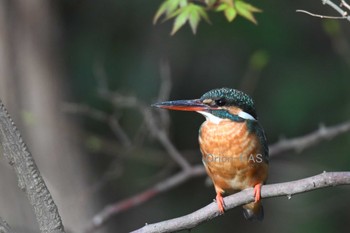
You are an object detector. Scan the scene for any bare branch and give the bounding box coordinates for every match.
[269,121,350,156]
[91,60,191,170]
[142,107,192,170]
[0,101,65,233]
[131,172,350,233]
[0,217,13,233]
[341,0,350,10]
[95,91,192,170]
[62,103,132,147]
[297,0,350,21]
[81,56,350,233]
[82,117,350,232]
[323,0,349,17]
[296,9,347,19]
[82,165,205,233]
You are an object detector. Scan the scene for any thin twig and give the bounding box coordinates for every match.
[341,0,350,10]
[83,120,350,233]
[296,9,347,19]
[322,5,350,67]
[269,121,350,156]
[0,100,65,233]
[96,90,192,170]
[131,172,350,233]
[323,0,349,16]
[62,103,132,147]
[296,0,350,22]
[92,60,192,170]
[142,107,192,170]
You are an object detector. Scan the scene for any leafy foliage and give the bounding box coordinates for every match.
[154,0,262,35]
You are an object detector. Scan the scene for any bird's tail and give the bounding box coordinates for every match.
[243,201,264,221]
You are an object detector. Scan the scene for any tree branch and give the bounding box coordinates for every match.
[269,121,350,156]
[341,0,350,10]
[0,217,13,233]
[83,165,206,233]
[82,120,350,232]
[0,100,65,233]
[132,172,350,233]
[296,9,347,19]
[92,60,191,171]
[62,103,132,147]
[323,0,349,17]
[297,0,350,21]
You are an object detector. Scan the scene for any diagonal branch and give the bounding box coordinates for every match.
[82,120,350,233]
[269,121,350,156]
[92,60,191,171]
[0,100,65,233]
[83,165,205,233]
[323,0,349,17]
[0,217,13,233]
[341,0,350,10]
[131,172,350,233]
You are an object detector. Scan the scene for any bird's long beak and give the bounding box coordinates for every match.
[152,99,209,112]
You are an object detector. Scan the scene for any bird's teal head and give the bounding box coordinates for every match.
[152,87,257,123]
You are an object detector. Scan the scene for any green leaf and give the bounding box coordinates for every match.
[236,0,261,12]
[165,7,183,21]
[224,6,237,22]
[215,3,228,12]
[153,1,169,24]
[235,0,262,24]
[223,0,234,7]
[179,0,188,7]
[189,8,200,34]
[168,0,185,12]
[170,4,210,35]
[205,0,217,8]
[154,1,211,35]
[197,6,211,24]
[153,0,187,24]
[171,8,190,35]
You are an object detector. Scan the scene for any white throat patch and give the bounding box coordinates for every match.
[197,111,222,124]
[238,111,256,121]
[197,110,256,123]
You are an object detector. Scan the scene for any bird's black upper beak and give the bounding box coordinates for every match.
[152,99,211,112]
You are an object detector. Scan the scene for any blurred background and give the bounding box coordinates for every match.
[0,0,349,233]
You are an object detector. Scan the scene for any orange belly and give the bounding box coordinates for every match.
[199,119,268,194]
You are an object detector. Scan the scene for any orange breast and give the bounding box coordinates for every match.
[199,119,268,194]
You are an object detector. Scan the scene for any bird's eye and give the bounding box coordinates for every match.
[215,98,226,106]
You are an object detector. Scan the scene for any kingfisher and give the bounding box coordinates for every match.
[152,87,269,220]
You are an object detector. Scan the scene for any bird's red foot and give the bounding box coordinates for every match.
[215,192,225,213]
[253,183,262,202]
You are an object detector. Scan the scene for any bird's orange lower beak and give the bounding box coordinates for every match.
[152,99,209,112]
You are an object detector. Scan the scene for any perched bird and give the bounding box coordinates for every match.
[152,87,269,220]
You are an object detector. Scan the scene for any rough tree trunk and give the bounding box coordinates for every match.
[0,1,101,232]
